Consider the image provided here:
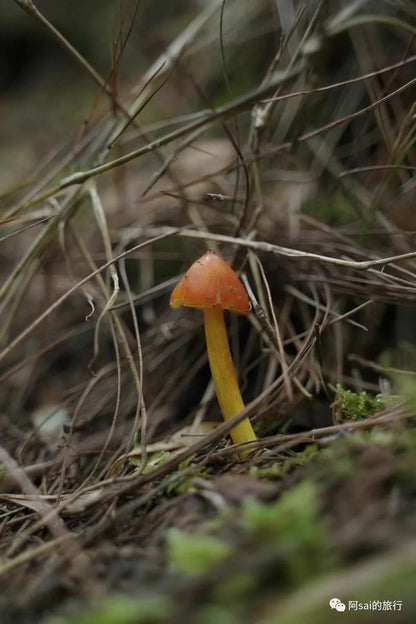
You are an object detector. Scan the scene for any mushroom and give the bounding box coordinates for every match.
[170,249,257,455]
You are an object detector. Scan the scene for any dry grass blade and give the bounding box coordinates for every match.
[2,1,416,621]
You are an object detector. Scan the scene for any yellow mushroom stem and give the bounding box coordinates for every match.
[203,306,257,455]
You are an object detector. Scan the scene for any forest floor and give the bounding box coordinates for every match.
[1,1,416,622]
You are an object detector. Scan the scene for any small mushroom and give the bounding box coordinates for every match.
[170,250,257,455]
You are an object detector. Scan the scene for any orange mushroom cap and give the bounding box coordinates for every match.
[170,249,251,313]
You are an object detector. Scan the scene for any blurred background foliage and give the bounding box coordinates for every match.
[1,1,416,622]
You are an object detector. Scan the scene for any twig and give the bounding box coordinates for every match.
[122,226,416,270]
[0,446,101,596]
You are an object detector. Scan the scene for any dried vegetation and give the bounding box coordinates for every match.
[1,0,416,622]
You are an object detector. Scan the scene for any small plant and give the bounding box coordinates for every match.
[334,385,385,421]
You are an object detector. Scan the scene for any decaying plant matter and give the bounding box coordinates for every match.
[1,1,416,622]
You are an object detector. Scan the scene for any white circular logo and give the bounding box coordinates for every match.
[329,598,346,612]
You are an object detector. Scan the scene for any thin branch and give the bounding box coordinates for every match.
[0,445,102,597]
[123,226,416,271]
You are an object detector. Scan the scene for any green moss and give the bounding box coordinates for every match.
[249,463,284,479]
[305,191,358,225]
[163,456,212,495]
[281,445,320,474]
[194,604,241,624]
[166,528,233,575]
[250,446,319,481]
[396,374,416,414]
[212,572,259,605]
[242,481,337,584]
[315,442,355,480]
[44,595,173,624]
[334,384,385,421]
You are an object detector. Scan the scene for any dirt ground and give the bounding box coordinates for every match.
[1,2,416,622]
